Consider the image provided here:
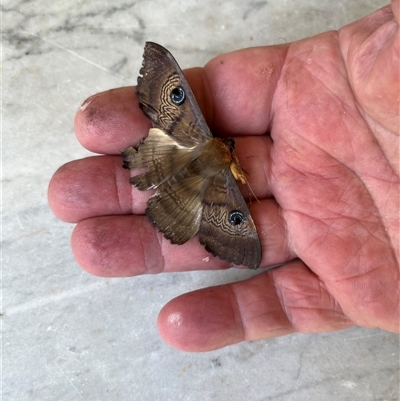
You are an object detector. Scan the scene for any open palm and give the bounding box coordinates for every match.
[49,2,399,351]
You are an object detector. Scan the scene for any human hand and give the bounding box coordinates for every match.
[48,2,399,351]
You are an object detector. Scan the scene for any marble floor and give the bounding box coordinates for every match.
[3,1,398,400]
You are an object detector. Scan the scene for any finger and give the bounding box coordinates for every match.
[71,199,294,276]
[74,45,288,154]
[48,155,138,223]
[157,261,353,351]
[204,45,287,136]
[48,135,272,223]
[74,87,150,155]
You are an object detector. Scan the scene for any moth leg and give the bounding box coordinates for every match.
[122,147,138,169]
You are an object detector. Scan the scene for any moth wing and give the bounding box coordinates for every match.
[146,173,208,244]
[199,170,261,269]
[137,42,212,145]
[122,128,198,190]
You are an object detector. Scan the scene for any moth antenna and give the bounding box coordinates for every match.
[230,153,260,203]
[244,177,260,204]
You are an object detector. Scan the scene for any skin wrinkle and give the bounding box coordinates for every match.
[362,90,398,133]
[278,206,293,263]
[113,159,125,214]
[148,229,169,273]
[360,114,399,174]
[235,136,271,198]
[287,36,342,81]
[344,284,396,324]
[273,276,295,331]
[281,211,381,280]
[258,135,271,197]
[158,232,171,273]
[348,131,391,187]
[138,227,156,274]
[326,193,375,223]
[229,284,248,342]
[255,200,293,265]
[331,255,396,285]
[357,155,399,184]
[302,213,376,252]
[356,215,389,243]
[354,181,398,265]
[269,63,281,128]
[301,49,341,90]
[276,129,341,173]
[125,165,138,214]
[276,277,349,331]
[353,21,397,85]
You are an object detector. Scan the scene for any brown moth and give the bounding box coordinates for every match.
[122,42,262,269]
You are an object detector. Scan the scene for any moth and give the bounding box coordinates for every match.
[122,42,262,269]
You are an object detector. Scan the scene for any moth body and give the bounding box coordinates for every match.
[196,138,236,175]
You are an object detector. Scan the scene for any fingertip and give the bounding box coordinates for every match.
[48,162,80,223]
[74,91,116,152]
[71,215,168,277]
[157,287,243,352]
[71,216,144,277]
[71,220,102,277]
[74,87,150,154]
[71,217,124,277]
